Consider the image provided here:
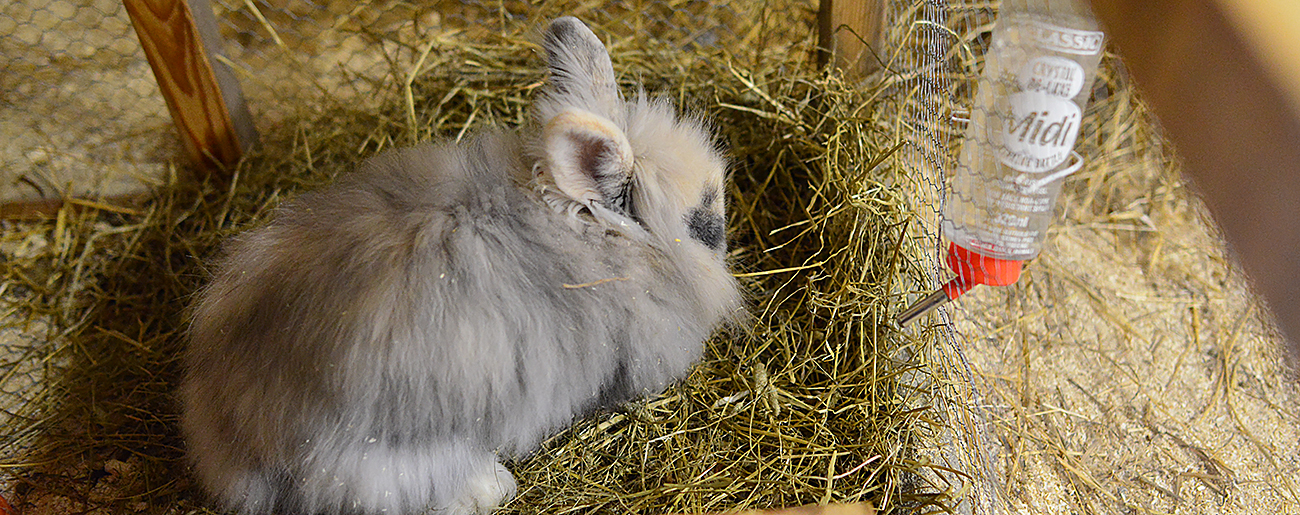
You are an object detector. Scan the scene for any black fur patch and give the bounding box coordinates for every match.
[686,207,725,251]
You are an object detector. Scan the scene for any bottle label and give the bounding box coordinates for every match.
[1026,21,1104,55]
[943,19,1104,260]
[1019,56,1086,98]
[993,91,1080,172]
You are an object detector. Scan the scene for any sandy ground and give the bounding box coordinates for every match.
[963,225,1299,513]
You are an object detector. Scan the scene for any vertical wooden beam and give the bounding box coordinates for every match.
[818,0,886,78]
[123,0,257,173]
[1087,0,1300,350]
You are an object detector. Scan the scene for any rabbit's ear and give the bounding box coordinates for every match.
[542,108,634,208]
[542,17,620,116]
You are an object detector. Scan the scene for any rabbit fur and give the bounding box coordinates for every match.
[181,16,741,515]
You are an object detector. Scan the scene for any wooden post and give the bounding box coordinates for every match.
[817,0,886,78]
[1087,0,1300,348]
[123,0,257,173]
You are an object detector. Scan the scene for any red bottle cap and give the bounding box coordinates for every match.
[942,242,1023,300]
[895,243,1026,327]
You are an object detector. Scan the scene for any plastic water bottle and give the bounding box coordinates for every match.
[897,1,1105,326]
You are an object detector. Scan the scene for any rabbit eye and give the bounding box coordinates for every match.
[685,207,725,251]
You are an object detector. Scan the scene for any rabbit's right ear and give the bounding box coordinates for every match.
[539,18,635,211]
[542,108,634,209]
[542,17,620,117]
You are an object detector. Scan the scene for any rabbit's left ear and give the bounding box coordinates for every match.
[542,108,634,209]
[542,17,620,118]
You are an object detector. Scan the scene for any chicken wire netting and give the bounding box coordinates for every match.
[882,3,1001,514]
[1,0,1006,512]
[1,0,175,205]
[886,3,1299,513]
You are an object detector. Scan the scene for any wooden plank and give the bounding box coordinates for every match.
[185,0,258,155]
[123,0,255,172]
[817,0,885,78]
[1087,0,1300,348]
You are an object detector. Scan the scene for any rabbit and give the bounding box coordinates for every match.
[180,16,741,515]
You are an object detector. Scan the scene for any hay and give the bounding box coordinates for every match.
[0,2,975,514]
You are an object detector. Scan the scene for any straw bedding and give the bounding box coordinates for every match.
[0,2,971,513]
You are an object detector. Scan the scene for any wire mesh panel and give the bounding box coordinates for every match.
[1,0,174,204]
[2,1,173,505]
[889,1,1300,513]
[880,2,1001,514]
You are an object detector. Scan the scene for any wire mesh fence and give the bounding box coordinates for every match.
[1,0,174,205]
[2,2,170,500]
[890,3,1300,513]
[880,3,1001,514]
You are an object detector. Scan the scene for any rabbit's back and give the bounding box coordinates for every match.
[182,131,717,513]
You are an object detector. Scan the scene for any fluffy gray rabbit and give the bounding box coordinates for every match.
[181,16,741,515]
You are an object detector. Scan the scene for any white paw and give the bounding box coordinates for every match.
[444,462,517,515]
